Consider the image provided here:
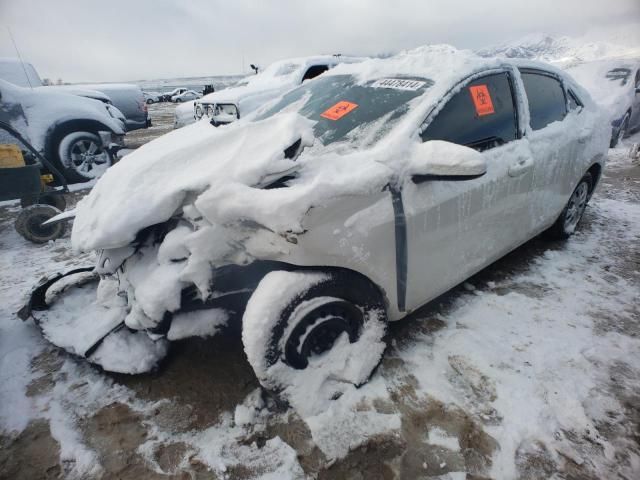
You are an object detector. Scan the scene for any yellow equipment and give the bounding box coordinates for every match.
[0,144,25,168]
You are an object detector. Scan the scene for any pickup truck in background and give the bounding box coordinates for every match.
[0,77,126,183]
[0,58,150,132]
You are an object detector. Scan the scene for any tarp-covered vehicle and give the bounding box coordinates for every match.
[21,46,610,403]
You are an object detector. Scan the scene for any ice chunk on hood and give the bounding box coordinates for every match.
[72,112,315,251]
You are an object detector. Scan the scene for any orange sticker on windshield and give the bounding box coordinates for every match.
[320,101,358,121]
[469,85,495,116]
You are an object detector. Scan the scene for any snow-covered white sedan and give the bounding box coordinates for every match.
[23,46,609,400]
[171,90,201,103]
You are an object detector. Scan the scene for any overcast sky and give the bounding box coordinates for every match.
[1,0,638,83]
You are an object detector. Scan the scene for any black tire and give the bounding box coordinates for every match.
[610,113,630,148]
[175,98,183,103]
[243,270,387,392]
[546,173,593,240]
[57,131,113,183]
[20,189,67,211]
[146,98,154,104]
[15,205,66,243]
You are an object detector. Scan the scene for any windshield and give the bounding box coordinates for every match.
[256,74,433,147]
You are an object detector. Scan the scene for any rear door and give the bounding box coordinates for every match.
[402,69,536,311]
[518,69,582,227]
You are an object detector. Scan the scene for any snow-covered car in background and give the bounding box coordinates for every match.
[161,87,189,102]
[0,58,149,132]
[143,91,162,104]
[568,58,640,147]
[171,90,201,103]
[175,55,360,128]
[0,79,125,183]
[25,46,609,402]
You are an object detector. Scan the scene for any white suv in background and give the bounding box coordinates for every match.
[174,55,361,128]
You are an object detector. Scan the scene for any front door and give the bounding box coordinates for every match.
[402,70,535,312]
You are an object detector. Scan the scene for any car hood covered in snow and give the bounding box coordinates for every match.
[71,45,513,254]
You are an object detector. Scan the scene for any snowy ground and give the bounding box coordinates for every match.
[0,132,639,479]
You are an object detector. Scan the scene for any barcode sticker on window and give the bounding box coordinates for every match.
[371,78,426,91]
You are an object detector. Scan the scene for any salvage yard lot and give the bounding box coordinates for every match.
[0,131,639,479]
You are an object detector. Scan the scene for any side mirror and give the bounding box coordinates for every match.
[408,140,487,182]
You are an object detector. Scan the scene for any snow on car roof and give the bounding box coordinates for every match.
[198,55,362,106]
[70,45,569,253]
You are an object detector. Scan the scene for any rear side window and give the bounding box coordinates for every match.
[420,72,518,151]
[520,71,567,130]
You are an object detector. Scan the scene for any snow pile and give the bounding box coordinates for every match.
[167,308,229,340]
[37,274,170,373]
[397,197,640,478]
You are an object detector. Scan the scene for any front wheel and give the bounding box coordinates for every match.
[242,270,387,411]
[57,131,112,183]
[546,173,593,239]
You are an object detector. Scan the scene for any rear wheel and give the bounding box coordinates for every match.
[242,270,387,407]
[15,204,66,243]
[146,98,154,104]
[57,131,112,183]
[546,173,593,239]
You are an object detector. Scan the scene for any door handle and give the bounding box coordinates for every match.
[508,157,533,177]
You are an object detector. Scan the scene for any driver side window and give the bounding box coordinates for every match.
[420,72,518,152]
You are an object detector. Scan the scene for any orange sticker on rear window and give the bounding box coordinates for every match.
[469,85,495,116]
[320,101,358,121]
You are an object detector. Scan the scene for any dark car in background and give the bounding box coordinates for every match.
[71,83,151,131]
[569,58,640,147]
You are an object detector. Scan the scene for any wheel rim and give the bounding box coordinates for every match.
[25,213,60,239]
[564,181,589,233]
[285,299,362,369]
[67,138,110,178]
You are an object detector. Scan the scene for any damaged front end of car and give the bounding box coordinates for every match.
[18,138,308,374]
